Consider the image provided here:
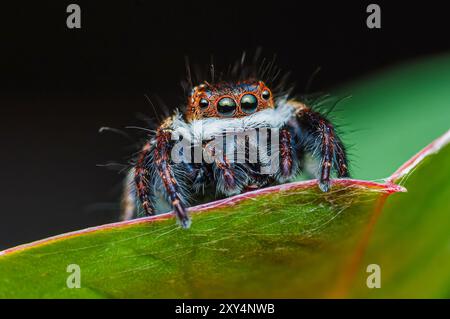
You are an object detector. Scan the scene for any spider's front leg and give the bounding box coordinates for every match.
[153,127,191,228]
[277,128,297,181]
[289,101,349,192]
[132,121,191,228]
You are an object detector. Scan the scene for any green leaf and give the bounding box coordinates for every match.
[346,132,450,298]
[0,179,403,298]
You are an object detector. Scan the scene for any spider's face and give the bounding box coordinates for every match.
[185,80,275,122]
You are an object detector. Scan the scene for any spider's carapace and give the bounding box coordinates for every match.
[185,80,275,121]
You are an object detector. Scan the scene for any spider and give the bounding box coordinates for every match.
[121,61,349,228]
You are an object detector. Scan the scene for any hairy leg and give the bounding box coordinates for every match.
[134,141,156,215]
[288,101,349,191]
[277,128,297,182]
[132,118,191,227]
[154,129,191,228]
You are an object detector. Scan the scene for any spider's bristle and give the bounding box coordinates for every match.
[180,49,295,104]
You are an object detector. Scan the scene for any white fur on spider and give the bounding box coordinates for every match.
[171,99,295,144]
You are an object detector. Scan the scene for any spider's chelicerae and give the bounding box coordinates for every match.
[121,61,349,228]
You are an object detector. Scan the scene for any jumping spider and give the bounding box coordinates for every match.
[121,67,349,228]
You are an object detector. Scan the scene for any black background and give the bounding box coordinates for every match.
[1,299,445,317]
[0,1,448,249]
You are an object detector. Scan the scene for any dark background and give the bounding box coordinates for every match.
[0,1,448,250]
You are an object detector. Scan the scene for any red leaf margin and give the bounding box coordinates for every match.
[388,129,450,183]
[1,129,448,257]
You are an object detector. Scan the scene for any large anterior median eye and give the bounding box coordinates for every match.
[217,97,237,116]
[240,94,258,113]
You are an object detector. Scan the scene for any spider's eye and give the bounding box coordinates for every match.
[217,97,237,116]
[261,90,271,100]
[240,94,258,113]
[199,98,209,109]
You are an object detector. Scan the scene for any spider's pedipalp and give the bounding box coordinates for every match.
[203,139,249,196]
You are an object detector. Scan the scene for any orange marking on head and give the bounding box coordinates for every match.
[185,80,275,122]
